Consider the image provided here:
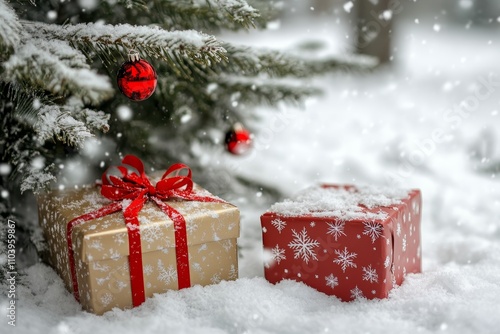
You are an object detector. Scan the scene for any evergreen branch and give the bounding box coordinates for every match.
[118,0,148,10]
[73,108,110,134]
[20,163,56,194]
[215,76,321,106]
[22,21,228,74]
[223,44,378,78]
[35,104,94,147]
[145,0,260,31]
[3,38,114,105]
[0,0,22,56]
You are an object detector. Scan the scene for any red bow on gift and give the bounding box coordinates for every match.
[66,155,222,307]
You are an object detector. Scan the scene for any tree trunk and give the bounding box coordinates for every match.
[356,0,396,64]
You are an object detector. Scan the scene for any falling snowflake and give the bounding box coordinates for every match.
[326,221,346,241]
[271,244,286,265]
[271,218,287,233]
[157,259,177,284]
[402,234,407,252]
[333,247,357,272]
[288,227,320,264]
[384,256,391,268]
[325,274,339,289]
[363,221,383,243]
[210,273,221,284]
[350,286,364,300]
[362,265,378,283]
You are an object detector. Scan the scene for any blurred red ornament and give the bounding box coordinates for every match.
[117,51,157,101]
[225,123,252,155]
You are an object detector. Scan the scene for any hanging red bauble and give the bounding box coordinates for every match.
[117,50,157,101]
[225,123,252,155]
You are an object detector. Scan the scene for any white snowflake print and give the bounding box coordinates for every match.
[222,239,234,253]
[396,222,401,237]
[157,259,177,284]
[362,265,378,283]
[210,273,221,284]
[288,227,320,264]
[310,222,316,227]
[384,256,391,268]
[402,234,407,252]
[333,247,357,272]
[140,223,163,243]
[228,264,238,280]
[363,221,384,243]
[271,244,286,265]
[350,286,364,300]
[326,221,346,241]
[409,224,413,237]
[143,264,154,276]
[100,292,113,307]
[271,218,287,233]
[186,222,198,234]
[325,274,339,289]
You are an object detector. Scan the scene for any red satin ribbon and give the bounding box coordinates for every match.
[66,155,222,307]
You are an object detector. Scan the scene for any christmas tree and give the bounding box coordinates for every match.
[0,0,374,276]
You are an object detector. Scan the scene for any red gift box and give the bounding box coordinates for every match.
[260,185,422,301]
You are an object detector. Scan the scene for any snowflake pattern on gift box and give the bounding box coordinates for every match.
[350,286,364,300]
[362,265,378,283]
[326,221,346,241]
[140,223,163,244]
[210,273,221,284]
[333,247,357,272]
[157,259,177,284]
[384,256,391,268]
[288,227,319,264]
[228,264,238,280]
[271,244,286,265]
[271,218,287,234]
[362,221,383,243]
[325,274,339,289]
[100,292,113,307]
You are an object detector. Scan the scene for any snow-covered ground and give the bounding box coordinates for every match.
[3,15,500,334]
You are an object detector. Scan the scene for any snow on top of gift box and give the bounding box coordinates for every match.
[268,184,410,220]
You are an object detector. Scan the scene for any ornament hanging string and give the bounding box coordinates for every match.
[66,155,223,307]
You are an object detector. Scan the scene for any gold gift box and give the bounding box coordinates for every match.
[38,184,240,315]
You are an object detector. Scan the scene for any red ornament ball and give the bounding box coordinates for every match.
[117,59,157,101]
[225,126,252,155]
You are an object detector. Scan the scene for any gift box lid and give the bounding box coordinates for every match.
[39,184,240,264]
[262,184,419,222]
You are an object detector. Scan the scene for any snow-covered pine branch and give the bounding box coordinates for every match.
[144,0,260,31]
[223,44,378,78]
[20,163,56,194]
[0,0,21,55]
[35,102,110,148]
[213,76,321,106]
[22,21,228,76]
[118,0,148,10]
[2,38,114,105]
